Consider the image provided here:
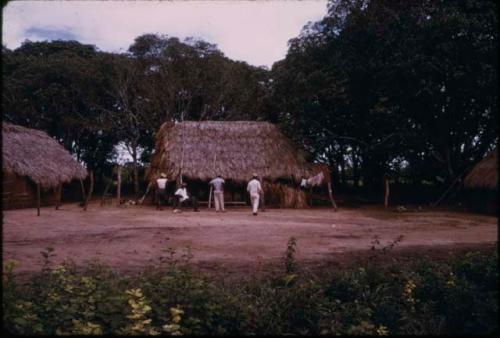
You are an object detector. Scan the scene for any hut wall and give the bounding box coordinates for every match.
[2,171,57,209]
[263,181,308,208]
[462,188,497,215]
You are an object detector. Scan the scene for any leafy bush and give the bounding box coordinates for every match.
[2,243,497,335]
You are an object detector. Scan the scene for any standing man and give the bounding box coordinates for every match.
[156,173,168,210]
[209,174,225,212]
[247,173,262,216]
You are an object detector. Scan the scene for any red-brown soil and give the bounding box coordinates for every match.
[2,202,497,276]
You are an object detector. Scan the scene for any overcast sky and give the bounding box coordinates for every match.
[2,0,328,68]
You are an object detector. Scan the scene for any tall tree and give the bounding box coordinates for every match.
[272,0,497,191]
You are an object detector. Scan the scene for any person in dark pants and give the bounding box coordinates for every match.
[174,183,199,212]
[156,173,168,210]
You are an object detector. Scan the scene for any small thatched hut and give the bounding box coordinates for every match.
[464,149,497,190]
[2,122,88,212]
[462,148,497,214]
[147,121,331,208]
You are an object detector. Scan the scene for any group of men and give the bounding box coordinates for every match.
[156,173,263,215]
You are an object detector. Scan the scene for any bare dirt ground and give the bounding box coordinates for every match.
[2,202,497,276]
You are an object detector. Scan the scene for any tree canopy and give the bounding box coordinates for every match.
[2,0,497,199]
[271,0,497,190]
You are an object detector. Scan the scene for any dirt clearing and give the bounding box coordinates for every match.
[2,203,497,275]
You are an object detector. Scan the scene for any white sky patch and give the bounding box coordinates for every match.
[2,0,328,67]
[114,142,145,166]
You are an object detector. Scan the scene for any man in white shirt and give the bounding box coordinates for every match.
[247,173,262,216]
[173,182,189,212]
[156,173,168,210]
[209,175,225,212]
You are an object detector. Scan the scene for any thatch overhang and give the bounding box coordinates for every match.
[147,121,320,184]
[2,122,88,189]
[463,148,497,190]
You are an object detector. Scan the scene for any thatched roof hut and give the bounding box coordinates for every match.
[463,148,497,190]
[2,122,87,189]
[148,121,316,183]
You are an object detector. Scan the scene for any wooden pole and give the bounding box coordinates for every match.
[53,187,58,210]
[36,183,41,216]
[327,182,338,211]
[384,177,390,208]
[100,178,113,207]
[79,178,86,201]
[55,183,62,210]
[208,185,213,209]
[433,164,474,207]
[83,170,94,211]
[58,183,62,209]
[139,181,152,205]
[117,166,122,207]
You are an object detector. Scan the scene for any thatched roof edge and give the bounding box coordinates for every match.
[463,148,497,190]
[147,121,323,184]
[2,122,88,189]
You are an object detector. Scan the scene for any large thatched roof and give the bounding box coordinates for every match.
[463,148,497,190]
[148,121,318,183]
[2,122,88,189]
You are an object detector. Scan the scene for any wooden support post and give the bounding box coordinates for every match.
[58,183,62,208]
[79,178,86,201]
[327,182,338,211]
[53,187,58,210]
[384,177,390,208]
[100,178,113,207]
[309,186,313,206]
[55,183,62,210]
[83,170,94,211]
[208,185,213,209]
[36,183,41,216]
[116,166,122,207]
[139,181,152,205]
[260,185,266,212]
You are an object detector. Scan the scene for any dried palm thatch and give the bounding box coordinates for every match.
[463,148,497,190]
[148,121,317,183]
[2,122,88,189]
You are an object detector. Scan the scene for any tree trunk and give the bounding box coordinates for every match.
[80,178,87,201]
[36,183,41,216]
[331,160,340,191]
[83,170,94,211]
[132,141,139,200]
[327,182,338,211]
[384,177,390,208]
[352,149,360,188]
[117,166,122,207]
[339,155,346,188]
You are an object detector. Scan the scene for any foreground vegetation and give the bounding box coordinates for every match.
[3,241,497,335]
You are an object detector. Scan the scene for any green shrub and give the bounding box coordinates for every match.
[2,244,497,335]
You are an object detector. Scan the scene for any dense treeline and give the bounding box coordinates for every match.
[2,36,272,197]
[272,0,497,191]
[2,0,497,198]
